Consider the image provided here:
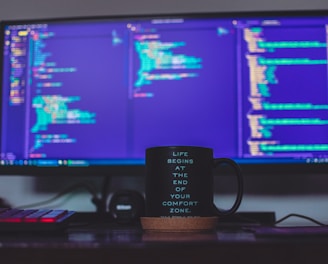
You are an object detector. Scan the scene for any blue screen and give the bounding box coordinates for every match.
[0,12,327,170]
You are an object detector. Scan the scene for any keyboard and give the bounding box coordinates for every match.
[0,208,76,232]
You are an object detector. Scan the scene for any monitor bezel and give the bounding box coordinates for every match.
[0,9,327,177]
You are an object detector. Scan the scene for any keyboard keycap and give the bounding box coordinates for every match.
[1,209,37,223]
[40,210,68,223]
[24,209,52,222]
[0,208,76,232]
[0,209,22,221]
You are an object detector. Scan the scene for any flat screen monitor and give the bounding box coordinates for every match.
[0,10,327,176]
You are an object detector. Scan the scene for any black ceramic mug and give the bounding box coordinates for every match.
[145,146,243,217]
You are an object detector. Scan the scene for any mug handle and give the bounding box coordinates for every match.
[212,158,243,216]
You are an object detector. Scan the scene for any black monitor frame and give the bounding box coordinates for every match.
[0,9,327,177]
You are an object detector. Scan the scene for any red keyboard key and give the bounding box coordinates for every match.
[40,210,68,223]
[24,209,51,223]
[0,209,22,222]
[1,209,38,223]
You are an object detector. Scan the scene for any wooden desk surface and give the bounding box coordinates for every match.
[1,221,328,264]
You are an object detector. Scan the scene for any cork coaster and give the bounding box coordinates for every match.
[140,217,218,232]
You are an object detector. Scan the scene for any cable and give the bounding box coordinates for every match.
[91,175,112,214]
[16,182,99,209]
[275,213,327,226]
